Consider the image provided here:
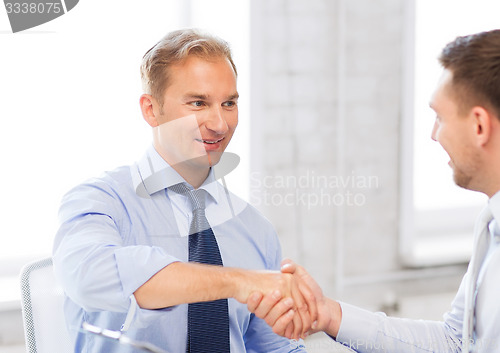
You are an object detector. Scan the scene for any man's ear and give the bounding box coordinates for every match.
[140,94,160,127]
[472,106,492,146]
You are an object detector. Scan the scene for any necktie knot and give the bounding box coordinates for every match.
[190,190,206,212]
[170,183,205,209]
[170,183,210,235]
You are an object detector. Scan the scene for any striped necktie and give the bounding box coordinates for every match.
[170,183,230,353]
[463,206,493,352]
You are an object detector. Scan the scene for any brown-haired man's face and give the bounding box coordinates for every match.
[430,69,480,191]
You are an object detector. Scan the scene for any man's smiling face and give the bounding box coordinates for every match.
[153,55,239,176]
[430,69,480,191]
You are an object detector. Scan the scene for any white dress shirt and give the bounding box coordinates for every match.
[335,191,500,352]
[53,145,306,353]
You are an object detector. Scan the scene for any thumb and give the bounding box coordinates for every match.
[247,291,263,312]
[281,258,297,274]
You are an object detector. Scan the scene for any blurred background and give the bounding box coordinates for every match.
[1,0,499,352]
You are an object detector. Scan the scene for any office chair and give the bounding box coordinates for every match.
[19,258,168,353]
[19,257,73,353]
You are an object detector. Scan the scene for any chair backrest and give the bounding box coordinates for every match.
[19,257,73,353]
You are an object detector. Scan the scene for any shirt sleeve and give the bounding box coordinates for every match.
[52,179,180,313]
[244,314,307,353]
[335,275,467,353]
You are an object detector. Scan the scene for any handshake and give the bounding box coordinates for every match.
[135,258,342,340]
[241,259,341,341]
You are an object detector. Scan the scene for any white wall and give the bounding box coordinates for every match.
[249,2,464,346]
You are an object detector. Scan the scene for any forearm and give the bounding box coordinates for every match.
[134,262,287,309]
[134,262,240,309]
[335,302,460,353]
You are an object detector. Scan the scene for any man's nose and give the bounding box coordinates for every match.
[206,107,229,134]
[431,121,438,141]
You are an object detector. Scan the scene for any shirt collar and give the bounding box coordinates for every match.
[198,169,220,203]
[134,145,220,203]
[488,191,500,237]
[489,191,500,223]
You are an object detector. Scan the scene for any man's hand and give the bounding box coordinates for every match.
[247,259,342,339]
[234,269,318,340]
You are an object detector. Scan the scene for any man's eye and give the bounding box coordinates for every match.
[190,101,204,107]
[223,101,236,108]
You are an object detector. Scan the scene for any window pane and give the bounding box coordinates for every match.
[413,0,498,211]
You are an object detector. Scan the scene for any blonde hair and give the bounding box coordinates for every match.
[140,29,237,106]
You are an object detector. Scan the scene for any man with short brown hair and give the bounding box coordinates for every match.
[249,29,500,353]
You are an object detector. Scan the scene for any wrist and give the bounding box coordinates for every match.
[324,298,342,338]
[224,267,253,303]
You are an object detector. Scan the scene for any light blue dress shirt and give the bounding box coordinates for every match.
[336,192,500,352]
[53,145,305,353]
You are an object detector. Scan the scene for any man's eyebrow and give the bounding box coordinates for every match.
[183,93,209,100]
[183,92,240,101]
[227,93,239,100]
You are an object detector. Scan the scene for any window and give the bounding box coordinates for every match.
[0,1,249,270]
[400,0,499,266]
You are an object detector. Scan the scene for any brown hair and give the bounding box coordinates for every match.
[140,29,237,106]
[438,29,500,118]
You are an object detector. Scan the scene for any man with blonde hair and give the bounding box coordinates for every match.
[53,29,316,353]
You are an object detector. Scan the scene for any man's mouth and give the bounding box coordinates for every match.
[196,137,224,145]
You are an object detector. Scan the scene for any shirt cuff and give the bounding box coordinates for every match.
[336,301,384,350]
[121,294,178,332]
[114,245,181,298]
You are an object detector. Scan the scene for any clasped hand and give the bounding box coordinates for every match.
[245,259,327,340]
